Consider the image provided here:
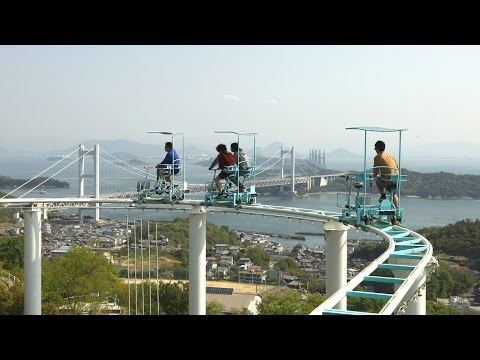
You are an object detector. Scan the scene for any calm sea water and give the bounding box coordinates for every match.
[1,158,480,249]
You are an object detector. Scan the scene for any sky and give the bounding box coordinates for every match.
[1,45,480,158]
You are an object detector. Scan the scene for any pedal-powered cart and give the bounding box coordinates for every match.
[337,126,407,226]
[204,131,259,207]
[136,131,189,203]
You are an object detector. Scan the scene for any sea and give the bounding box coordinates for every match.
[1,157,480,250]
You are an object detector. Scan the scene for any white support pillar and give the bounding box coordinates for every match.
[324,220,349,310]
[404,273,426,315]
[24,209,42,315]
[189,205,206,315]
[390,257,427,315]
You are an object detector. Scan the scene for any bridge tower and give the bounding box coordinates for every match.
[280,146,296,195]
[310,148,326,169]
[78,144,100,221]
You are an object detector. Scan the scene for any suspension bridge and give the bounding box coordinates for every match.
[0,143,437,315]
[2,144,344,198]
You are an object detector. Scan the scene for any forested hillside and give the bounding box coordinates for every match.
[418,219,480,270]
[321,169,480,199]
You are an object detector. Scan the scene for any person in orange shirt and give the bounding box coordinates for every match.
[373,140,399,207]
[208,144,236,198]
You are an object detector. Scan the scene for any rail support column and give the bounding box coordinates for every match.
[404,272,427,315]
[324,220,349,310]
[189,205,206,315]
[24,209,42,315]
[390,258,428,315]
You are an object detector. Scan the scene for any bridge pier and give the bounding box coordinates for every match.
[24,209,42,315]
[324,220,349,310]
[189,205,206,315]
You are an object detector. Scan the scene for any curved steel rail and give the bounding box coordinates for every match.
[310,222,437,315]
[0,197,436,315]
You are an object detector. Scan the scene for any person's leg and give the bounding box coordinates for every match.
[375,177,383,193]
[375,177,386,200]
[214,175,222,193]
[155,169,161,189]
[239,170,249,191]
[230,174,240,190]
[385,183,398,207]
[164,170,172,184]
[393,192,399,208]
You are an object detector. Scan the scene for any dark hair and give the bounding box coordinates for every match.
[165,142,173,149]
[374,140,385,151]
[230,142,239,152]
[216,144,227,152]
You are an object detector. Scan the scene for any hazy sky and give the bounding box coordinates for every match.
[1,45,480,156]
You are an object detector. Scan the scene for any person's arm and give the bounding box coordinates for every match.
[239,152,250,168]
[209,155,219,170]
[173,150,181,168]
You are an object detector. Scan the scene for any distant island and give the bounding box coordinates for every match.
[0,175,70,188]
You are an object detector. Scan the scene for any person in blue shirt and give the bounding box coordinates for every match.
[155,141,180,189]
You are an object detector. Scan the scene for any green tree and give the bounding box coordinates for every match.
[0,281,24,315]
[258,289,325,315]
[426,300,461,315]
[0,204,15,222]
[305,278,325,294]
[206,301,225,315]
[154,281,189,315]
[173,265,189,280]
[275,257,300,275]
[42,245,119,314]
[426,263,454,299]
[351,241,388,261]
[348,297,385,313]
[246,247,270,268]
[0,235,24,270]
[448,267,475,295]
[124,281,189,315]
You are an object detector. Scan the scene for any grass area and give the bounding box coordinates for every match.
[117,254,181,268]
[121,278,285,295]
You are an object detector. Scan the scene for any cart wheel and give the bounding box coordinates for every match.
[391,215,397,225]
[363,215,370,225]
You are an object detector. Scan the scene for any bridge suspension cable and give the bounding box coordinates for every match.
[255,149,291,176]
[1,148,88,200]
[99,152,150,179]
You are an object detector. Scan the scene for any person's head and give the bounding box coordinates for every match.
[230,142,239,152]
[216,144,227,152]
[164,142,173,151]
[374,140,386,152]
